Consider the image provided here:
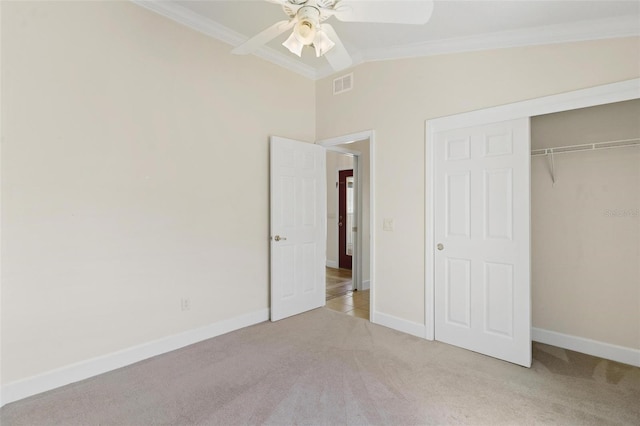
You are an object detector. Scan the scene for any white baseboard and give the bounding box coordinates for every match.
[361,280,370,291]
[0,308,269,407]
[372,311,426,339]
[532,327,640,367]
[326,260,338,268]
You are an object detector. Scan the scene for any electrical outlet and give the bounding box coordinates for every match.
[181,298,191,311]
[383,218,394,232]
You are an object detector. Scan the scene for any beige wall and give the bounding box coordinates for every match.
[316,37,640,325]
[1,1,315,384]
[531,99,640,149]
[531,100,640,349]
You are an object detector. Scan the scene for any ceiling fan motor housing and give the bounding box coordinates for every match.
[294,6,321,45]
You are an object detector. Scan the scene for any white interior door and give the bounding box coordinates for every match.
[270,136,326,321]
[434,118,531,367]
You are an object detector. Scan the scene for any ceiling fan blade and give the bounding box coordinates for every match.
[321,24,353,72]
[334,0,434,25]
[232,19,296,55]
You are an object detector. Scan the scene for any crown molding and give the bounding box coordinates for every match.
[132,1,639,81]
[131,0,243,46]
[362,15,640,63]
[253,44,319,80]
[130,0,318,80]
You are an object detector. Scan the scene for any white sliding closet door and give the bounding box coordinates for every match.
[434,118,531,367]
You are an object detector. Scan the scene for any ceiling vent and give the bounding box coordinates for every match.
[333,73,353,95]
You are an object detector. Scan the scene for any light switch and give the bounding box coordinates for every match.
[383,218,394,231]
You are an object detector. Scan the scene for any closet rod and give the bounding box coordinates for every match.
[531,138,640,156]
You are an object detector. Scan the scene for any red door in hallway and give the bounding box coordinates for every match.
[338,169,354,270]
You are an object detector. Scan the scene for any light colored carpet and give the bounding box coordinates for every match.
[2,308,639,425]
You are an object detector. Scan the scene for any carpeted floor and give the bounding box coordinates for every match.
[2,308,639,425]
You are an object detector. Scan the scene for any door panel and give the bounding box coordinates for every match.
[270,137,326,321]
[435,118,531,367]
[445,257,471,328]
[446,172,470,238]
[484,169,513,240]
[484,262,514,337]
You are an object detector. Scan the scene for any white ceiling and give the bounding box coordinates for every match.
[134,0,640,79]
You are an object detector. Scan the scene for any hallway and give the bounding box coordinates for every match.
[325,267,369,320]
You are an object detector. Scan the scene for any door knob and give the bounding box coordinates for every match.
[437,243,444,251]
[274,235,287,242]
[338,222,343,227]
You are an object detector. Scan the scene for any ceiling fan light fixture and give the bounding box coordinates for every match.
[282,31,304,56]
[294,20,317,45]
[283,5,322,57]
[236,0,434,72]
[313,30,335,57]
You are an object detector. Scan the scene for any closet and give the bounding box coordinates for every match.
[530,99,640,353]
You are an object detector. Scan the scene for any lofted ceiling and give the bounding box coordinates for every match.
[133,0,640,79]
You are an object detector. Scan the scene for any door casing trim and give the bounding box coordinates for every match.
[318,130,376,321]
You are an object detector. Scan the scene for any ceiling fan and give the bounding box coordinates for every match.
[232,0,434,72]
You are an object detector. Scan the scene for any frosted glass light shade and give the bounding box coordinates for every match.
[313,30,335,57]
[282,32,304,57]
[295,20,316,45]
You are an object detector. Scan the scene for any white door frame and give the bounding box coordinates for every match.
[317,130,376,321]
[425,79,640,341]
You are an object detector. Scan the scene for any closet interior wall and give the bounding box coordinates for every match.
[531,99,640,351]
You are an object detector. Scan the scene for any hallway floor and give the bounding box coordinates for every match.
[325,267,369,320]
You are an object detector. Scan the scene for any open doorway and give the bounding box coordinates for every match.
[319,133,374,321]
[325,150,354,301]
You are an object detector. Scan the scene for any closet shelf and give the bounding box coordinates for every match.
[531,138,640,156]
[531,138,639,185]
